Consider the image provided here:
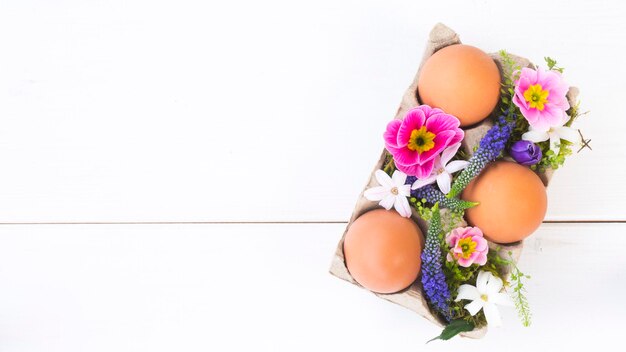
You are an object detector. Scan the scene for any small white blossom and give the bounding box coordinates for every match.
[364,170,412,218]
[455,271,514,327]
[522,113,579,155]
[410,143,468,195]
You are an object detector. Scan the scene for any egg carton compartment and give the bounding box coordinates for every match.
[329,23,578,338]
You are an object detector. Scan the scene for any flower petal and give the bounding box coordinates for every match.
[474,252,488,266]
[425,111,461,135]
[520,67,538,84]
[418,105,434,116]
[394,196,412,218]
[549,131,561,155]
[379,194,395,210]
[540,104,567,127]
[476,271,491,293]
[440,143,461,166]
[397,184,411,197]
[456,284,481,301]
[483,303,502,327]
[394,161,419,178]
[445,229,460,247]
[457,257,473,267]
[436,171,452,194]
[464,299,485,316]
[391,170,407,186]
[374,170,393,188]
[513,90,530,111]
[491,292,514,307]
[485,274,504,294]
[383,119,402,148]
[473,235,488,252]
[559,112,572,126]
[554,126,580,144]
[392,149,420,169]
[411,175,437,190]
[449,128,465,147]
[397,108,426,145]
[522,130,550,143]
[522,105,541,126]
[412,158,436,179]
[445,160,469,174]
[364,186,388,201]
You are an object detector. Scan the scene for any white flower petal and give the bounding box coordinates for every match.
[411,176,437,190]
[374,170,393,188]
[436,172,452,195]
[476,271,491,293]
[559,112,572,126]
[364,186,388,201]
[554,126,580,144]
[485,274,504,294]
[464,299,485,316]
[394,196,412,218]
[483,303,503,327]
[491,292,514,307]
[397,184,411,197]
[549,131,561,155]
[522,130,549,143]
[379,194,395,210]
[455,284,481,302]
[445,160,469,174]
[391,170,407,187]
[440,143,462,166]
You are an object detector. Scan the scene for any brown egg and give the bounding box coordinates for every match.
[343,209,423,294]
[418,44,501,127]
[462,161,547,244]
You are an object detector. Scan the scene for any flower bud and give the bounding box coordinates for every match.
[509,140,542,166]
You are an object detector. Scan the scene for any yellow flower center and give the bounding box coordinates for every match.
[481,294,488,302]
[390,187,398,195]
[407,126,436,153]
[523,84,550,111]
[457,237,477,259]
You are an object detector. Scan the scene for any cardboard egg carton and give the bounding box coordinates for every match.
[329,23,578,338]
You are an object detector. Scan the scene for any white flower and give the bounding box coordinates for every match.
[410,143,468,195]
[522,113,579,155]
[364,170,412,218]
[455,271,514,327]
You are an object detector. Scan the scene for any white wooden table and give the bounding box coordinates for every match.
[0,1,624,351]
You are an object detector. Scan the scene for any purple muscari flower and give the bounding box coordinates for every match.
[447,115,515,198]
[510,140,542,166]
[406,177,477,211]
[421,203,452,321]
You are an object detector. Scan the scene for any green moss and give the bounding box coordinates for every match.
[382,153,395,176]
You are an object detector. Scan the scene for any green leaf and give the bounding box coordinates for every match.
[427,319,475,343]
[544,56,565,73]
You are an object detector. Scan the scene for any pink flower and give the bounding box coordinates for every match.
[512,67,570,131]
[446,227,488,267]
[384,105,464,179]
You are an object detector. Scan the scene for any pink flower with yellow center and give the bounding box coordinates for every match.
[384,105,464,179]
[512,67,570,131]
[446,226,488,267]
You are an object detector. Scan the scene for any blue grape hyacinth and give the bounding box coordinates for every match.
[421,203,452,322]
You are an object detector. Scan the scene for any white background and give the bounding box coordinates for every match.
[0,0,624,351]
